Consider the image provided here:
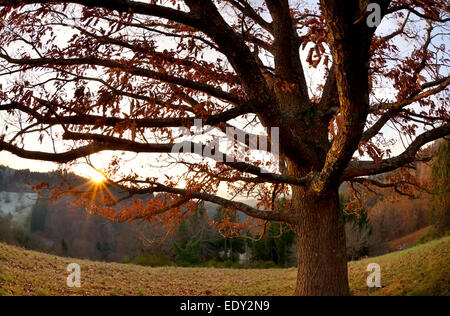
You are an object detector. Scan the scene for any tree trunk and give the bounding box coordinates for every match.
[291,188,349,296]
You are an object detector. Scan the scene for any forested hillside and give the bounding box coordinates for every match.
[0,165,296,266]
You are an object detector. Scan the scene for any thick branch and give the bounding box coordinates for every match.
[387,5,450,23]
[0,54,240,104]
[371,77,450,112]
[362,77,450,142]
[265,0,309,100]
[0,100,251,129]
[0,132,312,187]
[0,0,201,27]
[116,181,285,221]
[351,177,431,196]
[225,0,273,33]
[313,0,371,193]
[343,123,450,180]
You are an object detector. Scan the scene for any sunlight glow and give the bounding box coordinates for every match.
[90,171,106,184]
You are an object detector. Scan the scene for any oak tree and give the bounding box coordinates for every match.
[0,0,449,295]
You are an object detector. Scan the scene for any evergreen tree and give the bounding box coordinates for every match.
[173,236,201,266]
[251,222,295,266]
[430,140,450,232]
[30,198,49,232]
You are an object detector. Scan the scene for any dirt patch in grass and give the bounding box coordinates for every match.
[388,226,433,252]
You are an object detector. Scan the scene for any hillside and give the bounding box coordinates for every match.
[388,226,433,252]
[0,236,448,296]
[0,192,37,225]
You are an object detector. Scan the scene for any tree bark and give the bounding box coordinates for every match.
[291,187,349,296]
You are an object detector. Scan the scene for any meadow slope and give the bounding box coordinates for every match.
[0,237,448,296]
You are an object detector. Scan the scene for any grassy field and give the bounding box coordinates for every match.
[0,236,448,296]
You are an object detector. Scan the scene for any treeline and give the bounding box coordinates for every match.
[166,209,297,268]
[0,214,46,251]
[2,197,298,268]
[0,165,85,192]
[429,139,450,233]
[0,164,298,267]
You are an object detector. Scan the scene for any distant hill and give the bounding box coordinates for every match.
[0,165,166,262]
[0,165,87,193]
[0,192,37,225]
[0,164,232,214]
